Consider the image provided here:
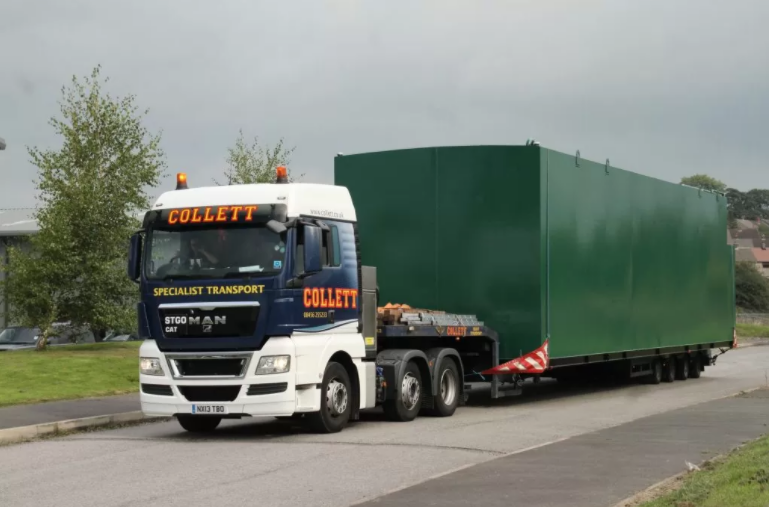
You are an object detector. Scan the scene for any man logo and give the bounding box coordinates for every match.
[189,316,226,326]
[203,325,212,333]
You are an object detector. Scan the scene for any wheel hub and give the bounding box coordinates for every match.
[401,372,421,410]
[440,368,457,406]
[326,379,348,417]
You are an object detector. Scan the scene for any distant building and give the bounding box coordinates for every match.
[0,209,38,328]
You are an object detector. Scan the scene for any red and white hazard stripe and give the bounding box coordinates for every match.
[482,339,550,375]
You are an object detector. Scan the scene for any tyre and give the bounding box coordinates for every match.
[307,361,352,434]
[675,356,689,381]
[384,361,422,422]
[424,359,459,417]
[646,359,662,385]
[688,355,702,379]
[662,358,676,383]
[177,415,222,433]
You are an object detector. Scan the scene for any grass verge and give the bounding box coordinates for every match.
[639,434,769,507]
[0,342,140,407]
[736,323,769,339]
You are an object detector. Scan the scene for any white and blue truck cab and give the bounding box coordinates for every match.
[127,168,491,434]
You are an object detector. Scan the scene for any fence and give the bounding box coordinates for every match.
[736,313,769,326]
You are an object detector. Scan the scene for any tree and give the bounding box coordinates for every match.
[216,129,300,185]
[680,174,727,193]
[1,65,165,348]
[735,262,769,312]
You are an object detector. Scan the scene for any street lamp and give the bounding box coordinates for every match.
[0,137,5,150]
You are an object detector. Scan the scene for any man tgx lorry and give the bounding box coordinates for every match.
[128,145,736,434]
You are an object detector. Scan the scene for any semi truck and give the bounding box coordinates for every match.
[127,144,736,434]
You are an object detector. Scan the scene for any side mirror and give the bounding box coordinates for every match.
[266,219,287,235]
[303,225,323,275]
[127,233,143,282]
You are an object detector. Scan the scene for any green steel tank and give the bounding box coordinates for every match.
[334,145,735,365]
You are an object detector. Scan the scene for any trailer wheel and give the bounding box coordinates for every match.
[177,415,221,433]
[307,361,352,434]
[688,355,702,379]
[424,359,459,417]
[662,358,676,383]
[647,359,662,385]
[384,361,422,422]
[675,356,689,381]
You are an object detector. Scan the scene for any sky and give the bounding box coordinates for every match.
[1,0,768,208]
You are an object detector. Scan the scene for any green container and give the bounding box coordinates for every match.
[334,146,735,362]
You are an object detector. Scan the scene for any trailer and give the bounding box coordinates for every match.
[128,144,735,435]
[334,144,736,392]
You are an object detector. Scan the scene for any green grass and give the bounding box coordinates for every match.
[0,342,141,407]
[737,323,769,339]
[640,434,769,507]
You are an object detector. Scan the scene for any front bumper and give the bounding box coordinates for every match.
[138,337,310,418]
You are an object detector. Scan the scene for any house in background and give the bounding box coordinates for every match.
[729,218,769,278]
[753,247,769,277]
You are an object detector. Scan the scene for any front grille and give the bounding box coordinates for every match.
[175,358,246,377]
[178,386,242,402]
[247,383,288,396]
[141,384,173,396]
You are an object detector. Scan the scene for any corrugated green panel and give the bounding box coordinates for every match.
[544,149,734,358]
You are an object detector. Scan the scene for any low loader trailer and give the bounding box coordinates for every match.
[128,145,735,434]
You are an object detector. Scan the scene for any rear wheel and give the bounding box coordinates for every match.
[177,415,222,433]
[424,359,459,417]
[675,356,689,380]
[384,361,422,422]
[688,355,702,379]
[307,361,352,434]
[662,358,676,383]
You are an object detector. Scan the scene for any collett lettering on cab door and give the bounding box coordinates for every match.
[303,288,358,309]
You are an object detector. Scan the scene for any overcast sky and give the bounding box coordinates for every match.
[1,0,768,208]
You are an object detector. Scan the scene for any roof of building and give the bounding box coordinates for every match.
[735,248,758,263]
[753,248,769,263]
[0,209,38,237]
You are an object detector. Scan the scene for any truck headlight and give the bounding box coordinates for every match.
[256,355,290,375]
[140,357,164,376]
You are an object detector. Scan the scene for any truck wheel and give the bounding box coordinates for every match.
[384,361,422,422]
[424,359,459,417]
[177,415,221,433]
[307,361,352,434]
[647,359,662,385]
[675,356,689,381]
[688,355,702,379]
[662,358,676,383]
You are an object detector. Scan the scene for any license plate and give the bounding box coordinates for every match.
[191,404,228,415]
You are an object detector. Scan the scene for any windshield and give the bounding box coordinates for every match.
[145,224,287,280]
[0,327,40,344]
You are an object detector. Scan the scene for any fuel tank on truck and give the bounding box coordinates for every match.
[334,145,735,363]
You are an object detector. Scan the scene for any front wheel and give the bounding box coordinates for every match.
[307,361,352,434]
[177,415,221,433]
[384,361,422,422]
[424,359,459,417]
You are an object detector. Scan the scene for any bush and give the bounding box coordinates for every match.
[735,261,769,312]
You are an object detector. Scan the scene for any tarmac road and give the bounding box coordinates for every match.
[1,346,768,507]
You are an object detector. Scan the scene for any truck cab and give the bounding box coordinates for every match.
[128,168,380,433]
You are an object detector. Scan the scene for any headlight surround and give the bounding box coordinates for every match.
[256,355,291,375]
[140,357,164,376]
